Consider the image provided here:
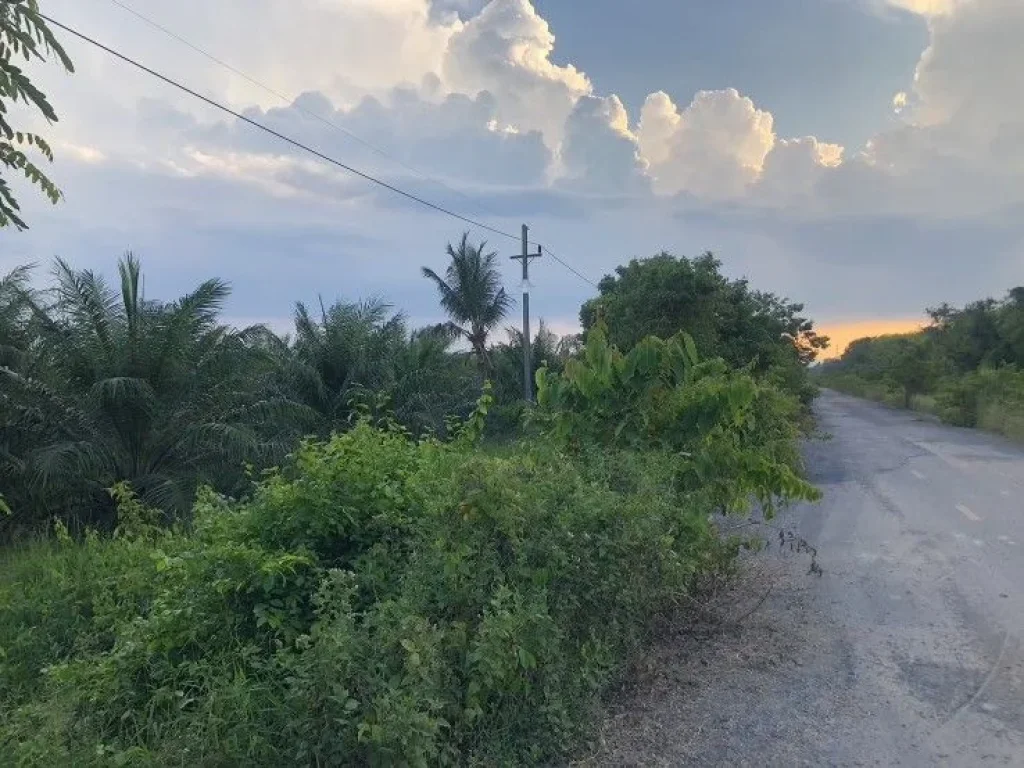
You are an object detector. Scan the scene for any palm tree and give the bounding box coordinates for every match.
[289,297,407,430]
[0,264,35,370]
[387,323,478,436]
[422,233,512,378]
[288,299,478,436]
[0,254,308,533]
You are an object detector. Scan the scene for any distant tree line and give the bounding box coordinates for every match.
[817,287,1024,438]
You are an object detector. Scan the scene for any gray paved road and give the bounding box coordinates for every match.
[595,390,1024,767]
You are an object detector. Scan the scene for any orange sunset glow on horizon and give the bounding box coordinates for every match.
[817,318,927,360]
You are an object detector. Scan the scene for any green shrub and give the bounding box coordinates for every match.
[817,371,901,405]
[535,325,819,515]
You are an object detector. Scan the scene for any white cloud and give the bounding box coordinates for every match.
[883,0,958,15]
[442,0,592,145]
[139,85,552,195]
[754,137,844,207]
[35,0,461,122]
[910,0,1024,134]
[559,95,649,195]
[639,88,777,199]
[637,92,680,168]
[57,142,107,165]
[810,0,1024,216]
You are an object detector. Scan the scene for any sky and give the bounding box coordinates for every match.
[2,0,1023,356]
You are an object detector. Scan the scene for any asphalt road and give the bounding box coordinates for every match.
[594,390,1024,767]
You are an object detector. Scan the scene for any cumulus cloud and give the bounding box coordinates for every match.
[443,0,592,145]
[559,95,649,195]
[129,84,552,200]
[807,0,1024,216]
[39,0,461,115]
[639,89,776,199]
[754,137,844,207]
[910,0,1024,134]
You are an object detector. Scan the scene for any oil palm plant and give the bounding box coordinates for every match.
[0,254,308,533]
[492,320,567,407]
[289,297,408,431]
[387,323,478,435]
[0,263,35,369]
[422,233,512,378]
[288,300,478,436]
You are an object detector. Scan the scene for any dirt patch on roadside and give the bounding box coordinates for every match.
[575,553,840,767]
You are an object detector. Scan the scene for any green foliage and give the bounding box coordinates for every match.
[934,368,1024,439]
[1,0,74,230]
[0,255,313,534]
[1,239,826,762]
[486,320,576,438]
[288,298,477,436]
[0,326,817,765]
[536,324,819,515]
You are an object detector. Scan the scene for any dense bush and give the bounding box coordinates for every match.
[0,329,816,766]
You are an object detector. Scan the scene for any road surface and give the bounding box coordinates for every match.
[593,390,1024,767]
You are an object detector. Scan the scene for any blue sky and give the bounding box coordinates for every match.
[532,0,929,149]
[2,0,1023,352]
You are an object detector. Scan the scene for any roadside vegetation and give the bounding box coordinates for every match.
[816,287,1024,441]
[1,246,826,764]
[1,9,833,763]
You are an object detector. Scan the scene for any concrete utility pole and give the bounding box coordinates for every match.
[511,224,542,402]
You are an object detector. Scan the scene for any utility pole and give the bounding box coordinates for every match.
[511,224,542,402]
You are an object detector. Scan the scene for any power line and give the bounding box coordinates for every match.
[106,0,600,289]
[42,13,601,289]
[42,13,520,240]
[543,246,598,288]
[106,0,484,207]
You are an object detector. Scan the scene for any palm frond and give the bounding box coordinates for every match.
[52,257,119,364]
[28,440,111,494]
[119,251,142,339]
[88,376,157,416]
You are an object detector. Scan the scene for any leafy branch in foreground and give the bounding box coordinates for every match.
[1,0,74,229]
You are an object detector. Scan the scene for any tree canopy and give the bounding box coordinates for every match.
[580,252,828,403]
